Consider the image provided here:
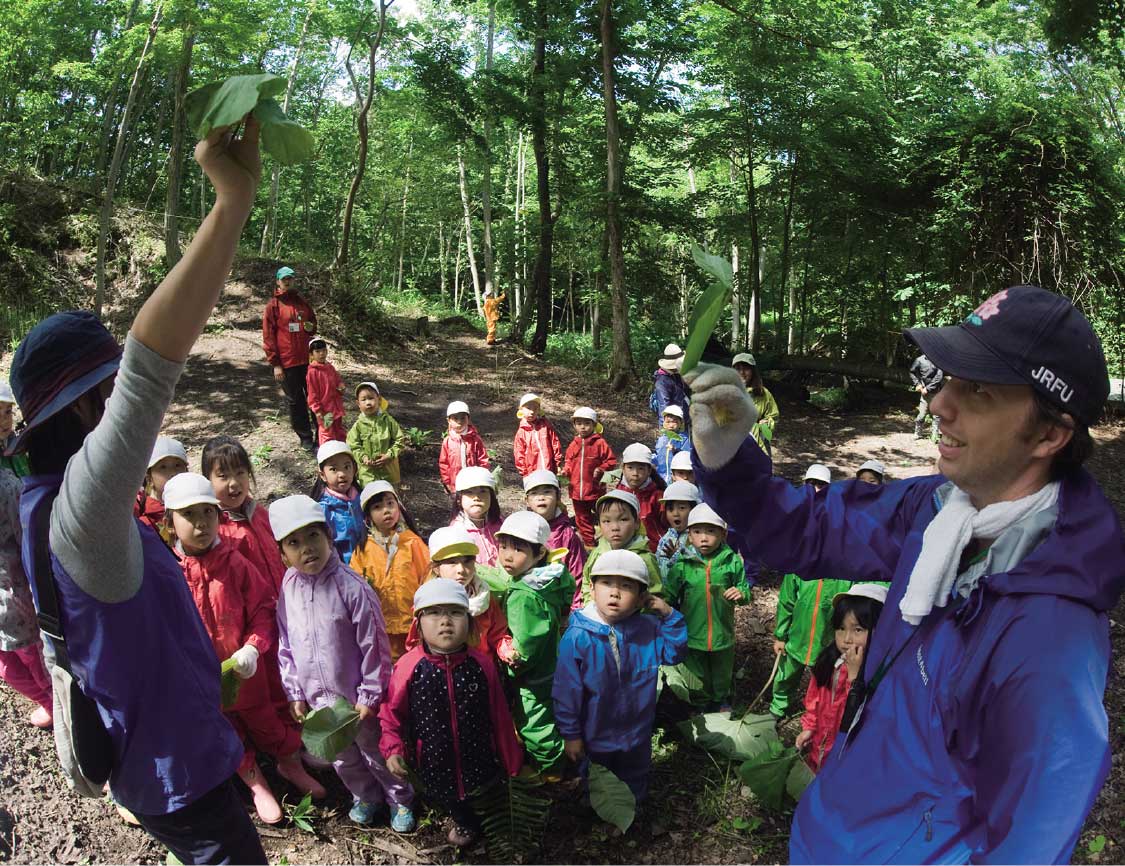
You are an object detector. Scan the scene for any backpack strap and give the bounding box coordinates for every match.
[30,498,74,673]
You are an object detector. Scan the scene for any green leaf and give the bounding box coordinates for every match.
[691,244,734,287]
[1088,835,1107,854]
[301,697,361,761]
[738,741,803,811]
[785,756,816,803]
[165,851,182,866]
[588,763,636,833]
[681,245,734,376]
[662,661,705,703]
[253,98,315,165]
[187,73,286,138]
[678,711,779,762]
[220,657,241,709]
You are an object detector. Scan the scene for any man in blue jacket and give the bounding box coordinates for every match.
[685,285,1123,864]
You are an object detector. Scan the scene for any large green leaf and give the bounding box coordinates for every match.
[185,74,313,165]
[220,657,241,709]
[691,244,735,287]
[662,661,705,703]
[681,245,734,375]
[786,754,816,802]
[678,711,779,762]
[301,697,361,761]
[738,740,802,811]
[253,98,314,165]
[588,763,636,832]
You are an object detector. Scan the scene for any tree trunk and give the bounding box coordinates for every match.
[528,0,553,355]
[395,134,413,294]
[454,223,464,311]
[95,0,163,318]
[438,220,448,301]
[457,145,483,314]
[479,0,496,299]
[771,355,909,386]
[164,26,194,267]
[780,154,799,354]
[93,0,143,183]
[591,271,602,351]
[600,0,634,390]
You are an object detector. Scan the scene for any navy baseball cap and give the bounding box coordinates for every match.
[905,286,1109,426]
[5,311,122,454]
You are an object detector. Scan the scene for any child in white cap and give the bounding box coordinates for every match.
[134,435,189,546]
[494,511,575,777]
[0,381,28,477]
[580,490,662,607]
[270,494,415,832]
[312,440,365,565]
[350,481,429,661]
[439,400,491,494]
[656,480,702,578]
[856,459,886,485]
[669,450,695,484]
[347,381,408,487]
[653,405,691,485]
[524,469,586,605]
[449,465,504,566]
[613,442,668,552]
[164,474,325,824]
[563,406,616,546]
[380,579,523,848]
[512,393,562,478]
[306,337,346,444]
[663,503,750,712]
[553,549,687,805]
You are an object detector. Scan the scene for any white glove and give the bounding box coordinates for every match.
[229,645,260,680]
[682,363,759,468]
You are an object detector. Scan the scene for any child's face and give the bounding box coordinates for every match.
[592,574,644,624]
[169,503,219,555]
[448,412,469,433]
[149,456,188,500]
[281,524,333,574]
[498,535,537,577]
[366,492,401,534]
[521,401,540,420]
[417,605,470,653]
[525,485,558,519]
[573,419,594,438]
[689,524,725,556]
[599,502,638,549]
[662,414,683,432]
[734,363,754,386]
[357,388,381,417]
[806,479,828,494]
[0,402,14,437]
[835,610,869,665]
[434,555,477,587]
[209,464,251,511]
[857,470,882,485]
[671,468,695,484]
[664,500,693,531]
[460,486,492,523]
[310,346,328,364]
[622,461,651,490]
[319,454,356,494]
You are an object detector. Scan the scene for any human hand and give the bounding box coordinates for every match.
[290,700,309,723]
[659,537,677,558]
[273,365,285,383]
[795,730,813,751]
[564,739,586,763]
[723,586,743,602]
[229,644,259,679]
[682,363,758,468]
[387,755,410,779]
[496,635,522,667]
[772,639,786,656]
[373,453,391,467]
[645,594,672,617]
[363,456,377,467]
[322,412,334,428]
[355,703,375,721]
[193,116,261,216]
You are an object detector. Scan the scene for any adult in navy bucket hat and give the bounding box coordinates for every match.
[681,285,1123,863]
[12,121,267,864]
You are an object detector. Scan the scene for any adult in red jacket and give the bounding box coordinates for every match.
[262,266,318,451]
[563,407,617,546]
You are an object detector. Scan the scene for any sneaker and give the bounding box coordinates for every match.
[348,799,381,826]
[390,804,416,833]
[299,438,316,453]
[448,824,478,847]
[29,705,52,729]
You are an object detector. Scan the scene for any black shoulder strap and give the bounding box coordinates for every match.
[31,499,73,672]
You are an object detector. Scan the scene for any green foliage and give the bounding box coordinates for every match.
[809,387,848,412]
[588,763,636,833]
[186,74,312,164]
[1088,834,1108,855]
[662,661,705,703]
[301,697,360,761]
[219,657,241,709]
[470,777,552,864]
[737,741,806,811]
[249,444,273,469]
[681,246,734,376]
[403,426,435,448]
[678,712,779,763]
[284,792,316,835]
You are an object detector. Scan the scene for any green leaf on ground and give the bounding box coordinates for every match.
[785,756,816,802]
[738,741,804,811]
[301,697,361,761]
[662,661,705,703]
[588,763,636,833]
[219,657,241,709]
[678,711,778,762]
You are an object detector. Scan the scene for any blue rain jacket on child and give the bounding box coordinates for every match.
[318,488,365,565]
[552,603,687,753]
[653,430,691,484]
[695,438,1125,865]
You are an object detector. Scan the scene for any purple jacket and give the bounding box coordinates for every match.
[276,550,392,710]
[548,510,587,605]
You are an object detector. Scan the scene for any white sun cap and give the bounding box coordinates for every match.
[732,352,757,367]
[658,343,685,372]
[360,480,397,512]
[148,435,188,469]
[595,489,639,516]
[590,549,650,587]
[857,459,886,478]
[355,380,380,396]
[497,511,551,547]
[269,494,328,541]
[621,443,654,465]
[687,502,727,530]
[317,440,354,466]
[518,393,541,408]
[670,451,694,472]
[572,406,598,422]
[455,465,497,492]
[804,463,832,484]
[446,400,470,417]
[162,472,220,511]
[662,480,701,504]
[428,526,479,561]
[661,405,684,420]
[523,469,560,493]
[413,578,470,613]
[834,583,889,607]
[0,381,15,404]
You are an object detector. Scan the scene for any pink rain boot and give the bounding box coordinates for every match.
[276,752,327,799]
[29,705,52,729]
[238,762,283,824]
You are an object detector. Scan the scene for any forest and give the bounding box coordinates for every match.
[1,0,1122,385]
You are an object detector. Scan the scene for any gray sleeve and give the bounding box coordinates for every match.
[50,334,184,603]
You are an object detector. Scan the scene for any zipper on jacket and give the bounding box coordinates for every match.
[805,580,824,664]
[923,809,933,842]
[579,440,587,499]
[706,561,714,650]
[442,656,466,800]
[608,628,621,675]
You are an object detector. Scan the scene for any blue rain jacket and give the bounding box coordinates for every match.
[318,488,365,565]
[552,604,687,753]
[695,438,1125,864]
[653,430,692,484]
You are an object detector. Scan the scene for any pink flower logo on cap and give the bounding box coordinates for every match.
[965,289,1009,326]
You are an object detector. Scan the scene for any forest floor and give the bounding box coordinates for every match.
[0,260,1122,864]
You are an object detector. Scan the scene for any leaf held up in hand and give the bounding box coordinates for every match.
[254,99,314,165]
[681,245,734,376]
[187,73,286,138]
[301,696,361,761]
[691,244,734,287]
[220,657,241,709]
[588,763,636,832]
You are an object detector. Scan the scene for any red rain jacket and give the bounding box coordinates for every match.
[262,288,317,369]
[306,361,345,422]
[800,661,853,772]
[563,433,616,502]
[438,426,491,492]
[513,417,562,477]
[218,500,287,596]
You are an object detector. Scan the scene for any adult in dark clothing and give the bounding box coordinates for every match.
[650,343,690,433]
[909,353,944,439]
[263,266,318,452]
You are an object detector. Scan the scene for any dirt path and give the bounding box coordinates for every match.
[1,268,1122,864]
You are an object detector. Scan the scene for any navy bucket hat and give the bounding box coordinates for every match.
[5,310,122,454]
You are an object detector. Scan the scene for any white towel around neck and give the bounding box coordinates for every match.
[899,480,1061,625]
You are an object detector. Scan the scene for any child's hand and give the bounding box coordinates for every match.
[355,703,375,721]
[362,456,377,467]
[387,755,410,779]
[772,639,786,656]
[372,452,392,467]
[646,594,672,617]
[723,586,743,602]
[564,739,586,763]
[659,537,678,558]
[290,700,309,722]
[795,730,813,751]
[337,383,345,392]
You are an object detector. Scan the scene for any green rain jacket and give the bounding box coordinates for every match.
[581,532,662,606]
[504,561,576,683]
[664,543,750,651]
[774,573,854,665]
[749,387,780,451]
[346,409,407,486]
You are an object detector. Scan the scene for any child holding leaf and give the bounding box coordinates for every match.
[271,495,416,832]
[306,337,346,444]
